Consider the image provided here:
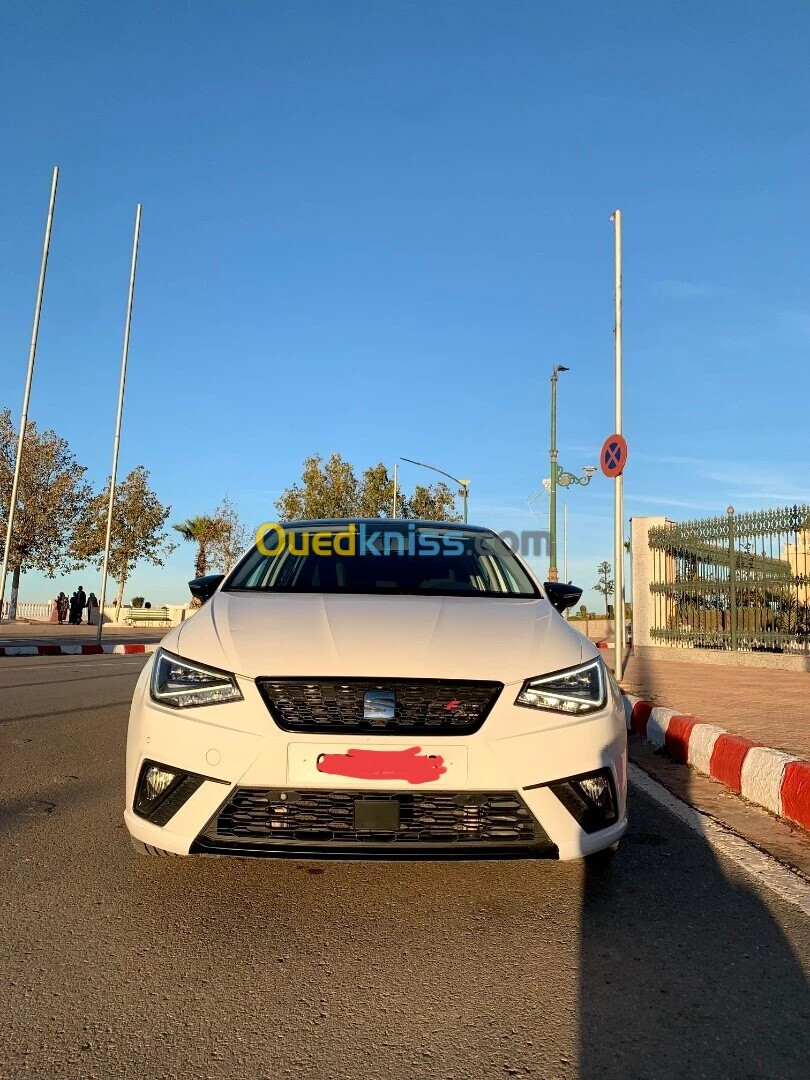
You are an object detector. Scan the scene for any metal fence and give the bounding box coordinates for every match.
[648,505,810,652]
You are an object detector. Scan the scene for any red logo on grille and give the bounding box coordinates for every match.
[444,698,462,711]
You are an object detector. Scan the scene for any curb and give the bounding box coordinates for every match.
[623,694,810,834]
[0,643,158,657]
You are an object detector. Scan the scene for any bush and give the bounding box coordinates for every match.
[131,596,145,608]
[569,605,593,621]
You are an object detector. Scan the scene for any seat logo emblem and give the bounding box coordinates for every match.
[363,689,396,720]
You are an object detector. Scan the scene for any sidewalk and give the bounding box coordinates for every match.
[620,652,810,760]
[0,622,168,649]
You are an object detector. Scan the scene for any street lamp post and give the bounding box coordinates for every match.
[548,365,568,581]
[96,204,142,646]
[610,209,625,679]
[400,457,469,523]
[0,167,59,622]
[547,365,596,582]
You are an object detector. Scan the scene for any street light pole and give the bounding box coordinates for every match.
[400,457,469,523]
[0,166,59,622]
[611,209,625,680]
[96,204,142,646]
[548,364,569,582]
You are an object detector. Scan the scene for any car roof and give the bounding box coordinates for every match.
[282,518,492,533]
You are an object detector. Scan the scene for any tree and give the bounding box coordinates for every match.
[357,462,396,518]
[402,482,462,522]
[173,515,221,579]
[0,408,95,617]
[208,495,249,574]
[276,454,463,522]
[78,467,176,616]
[594,560,614,617]
[276,453,359,520]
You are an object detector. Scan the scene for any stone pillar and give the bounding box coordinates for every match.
[630,516,668,649]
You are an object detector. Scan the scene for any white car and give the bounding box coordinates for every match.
[125,520,627,862]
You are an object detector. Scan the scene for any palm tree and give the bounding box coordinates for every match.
[173,516,220,579]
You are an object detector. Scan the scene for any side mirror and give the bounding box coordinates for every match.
[189,574,225,604]
[543,581,583,613]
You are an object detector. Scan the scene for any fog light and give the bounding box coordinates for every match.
[134,761,213,826]
[578,775,611,808]
[547,769,618,834]
[143,765,176,804]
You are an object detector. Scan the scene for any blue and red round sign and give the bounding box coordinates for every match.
[600,433,628,477]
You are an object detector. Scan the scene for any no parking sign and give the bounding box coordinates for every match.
[600,434,628,477]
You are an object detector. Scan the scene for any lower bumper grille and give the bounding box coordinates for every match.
[196,788,553,853]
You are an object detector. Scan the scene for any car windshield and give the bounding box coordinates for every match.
[225,523,539,598]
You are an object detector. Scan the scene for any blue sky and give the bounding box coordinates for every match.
[2,1,809,609]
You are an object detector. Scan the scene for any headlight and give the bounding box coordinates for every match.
[150,648,243,708]
[515,658,606,715]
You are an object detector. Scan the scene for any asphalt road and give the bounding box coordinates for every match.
[1,656,808,1079]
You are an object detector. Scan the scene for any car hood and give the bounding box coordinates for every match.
[172,592,590,684]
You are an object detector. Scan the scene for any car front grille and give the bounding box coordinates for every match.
[255,677,502,735]
[198,788,547,849]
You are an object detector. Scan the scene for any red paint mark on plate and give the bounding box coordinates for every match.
[316,746,447,785]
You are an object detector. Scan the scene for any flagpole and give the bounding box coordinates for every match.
[0,167,59,622]
[97,204,142,645]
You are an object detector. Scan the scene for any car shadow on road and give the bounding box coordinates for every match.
[580,784,810,1079]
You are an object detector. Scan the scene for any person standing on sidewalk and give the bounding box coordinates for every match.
[76,585,87,624]
[86,592,99,626]
[56,592,68,625]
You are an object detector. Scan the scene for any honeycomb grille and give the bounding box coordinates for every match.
[256,677,502,735]
[204,788,543,847]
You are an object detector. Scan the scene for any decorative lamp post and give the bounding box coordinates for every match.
[548,364,595,580]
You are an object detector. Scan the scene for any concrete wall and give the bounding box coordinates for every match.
[634,644,810,673]
[5,603,194,627]
[104,604,195,627]
[569,617,616,641]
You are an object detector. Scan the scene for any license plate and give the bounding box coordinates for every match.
[287,742,468,787]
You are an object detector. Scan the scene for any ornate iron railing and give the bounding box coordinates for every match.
[648,505,810,652]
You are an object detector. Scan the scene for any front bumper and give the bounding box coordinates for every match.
[125,660,628,862]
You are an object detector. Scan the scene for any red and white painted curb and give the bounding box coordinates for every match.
[623,694,810,834]
[0,643,158,657]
